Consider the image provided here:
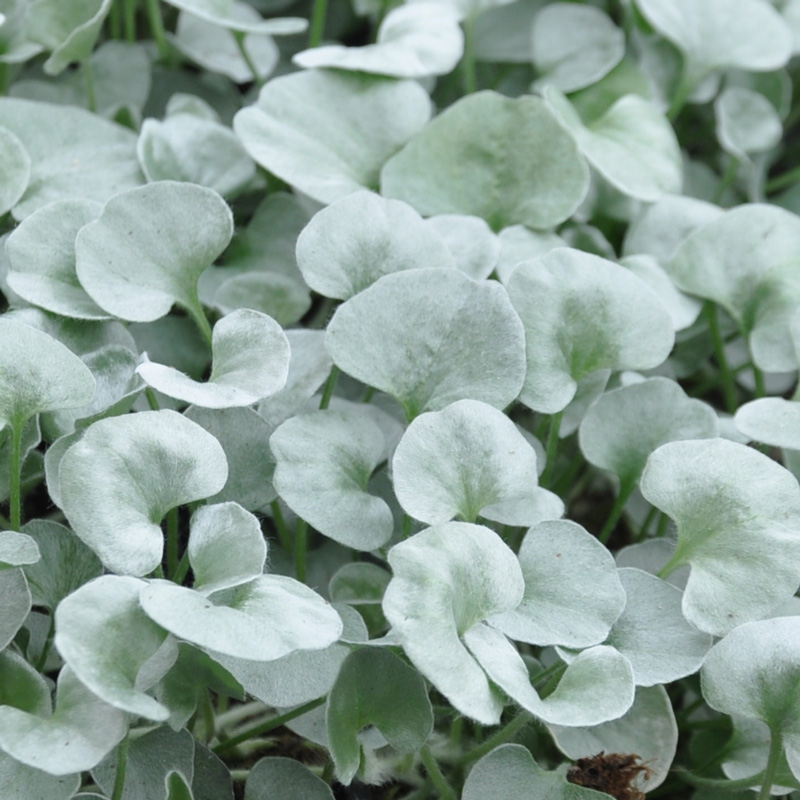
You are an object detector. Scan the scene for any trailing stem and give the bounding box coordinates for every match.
[111,734,130,800]
[461,14,478,95]
[539,410,563,489]
[308,0,329,48]
[8,421,22,531]
[420,745,457,800]
[704,302,737,414]
[319,366,340,410]
[598,478,635,545]
[295,518,308,583]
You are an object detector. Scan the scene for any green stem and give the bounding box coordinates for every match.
[212,696,326,755]
[461,13,477,95]
[712,156,739,205]
[757,731,783,800]
[123,0,137,42]
[319,366,339,410]
[766,163,800,194]
[166,507,179,580]
[307,0,329,48]
[420,745,457,800]
[173,550,191,585]
[402,513,413,540]
[233,31,264,86]
[667,68,696,121]
[34,613,55,672]
[8,421,22,531]
[144,388,161,410]
[270,500,292,553]
[551,450,585,497]
[636,504,659,541]
[752,363,766,398]
[144,0,170,60]
[704,302,737,414]
[673,768,767,792]
[539,410,563,489]
[109,0,122,38]
[199,689,216,743]
[295,518,308,583]
[455,711,532,768]
[362,385,376,403]
[82,59,96,112]
[598,478,635,545]
[187,301,214,350]
[111,734,130,800]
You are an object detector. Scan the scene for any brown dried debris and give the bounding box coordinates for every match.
[566,751,653,800]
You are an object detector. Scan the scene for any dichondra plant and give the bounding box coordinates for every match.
[2,0,800,799]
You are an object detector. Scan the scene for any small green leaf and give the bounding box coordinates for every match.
[545,87,682,201]
[0,319,95,431]
[325,268,526,420]
[462,743,611,800]
[22,520,102,609]
[0,98,142,220]
[187,502,266,592]
[245,758,334,800]
[548,685,678,793]
[174,7,279,84]
[234,70,431,204]
[641,438,800,635]
[139,574,343,661]
[602,568,713,686]
[634,0,792,89]
[0,666,128,775]
[507,249,674,413]
[137,114,255,197]
[383,522,524,724]
[0,126,29,215]
[392,399,562,525]
[270,408,393,550]
[579,377,718,487]
[489,520,625,649]
[296,190,455,300]
[532,3,624,92]
[54,575,175,721]
[701,617,800,785]
[137,309,289,408]
[26,0,112,75]
[75,181,234,326]
[293,3,463,78]
[162,0,306,35]
[381,91,589,230]
[465,625,635,726]
[58,410,228,576]
[326,648,433,784]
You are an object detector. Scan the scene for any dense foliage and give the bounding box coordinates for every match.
[2,0,800,798]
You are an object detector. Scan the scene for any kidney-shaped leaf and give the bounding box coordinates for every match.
[54,575,174,721]
[75,181,233,327]
[381,91,589,230]
[603,568,713,686]
[293,3,463,78]
[465,624,634,726]
[137,309,289,408]
[545,87,682,202]
[634,0,792,89]
[669,204,800,372]
[0,666,128,776]
[701,617,800,784]
[579,377,719,488]
[5,198,107,319]
[187,502,266,593]
[382,522,525,725]
[735,397,800,450]
[234,70,431,205]
[640,438,800,636]
[507,249,674,414]
[715,86,783,161]
[0,126,29,215]
[532,3,624,92]
[58,410,228,576]
[0,318,95,431]
[548,685,677,792]
[0,749,80,800]
[326,268,526,420]
[489,520,625,649]
[139,574,343,661]
[270,408,393,551]
[463,743,608,800]
[162,0,306,34]
[245,757,334,800]
[296,190,455,300]
[326,648,433,785]
[0,97,142,220]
